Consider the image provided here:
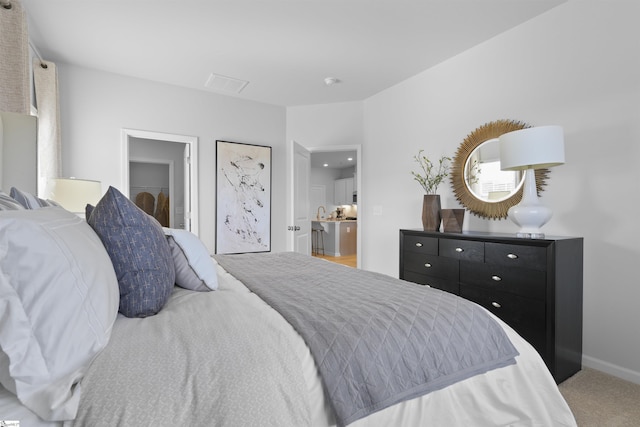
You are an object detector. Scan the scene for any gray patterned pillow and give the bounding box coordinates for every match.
[10,187,56,209]
[0,190,26,211]
[87,186,175,318]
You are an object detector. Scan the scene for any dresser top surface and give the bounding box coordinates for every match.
[400,229,582,243]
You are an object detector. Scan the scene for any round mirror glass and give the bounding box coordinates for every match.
[450,119,550,219]
[463,138,524,203]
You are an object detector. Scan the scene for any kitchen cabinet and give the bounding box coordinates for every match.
[399,229,583,383]
[334,177,354,205]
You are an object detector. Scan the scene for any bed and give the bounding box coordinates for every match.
[0,186,577,426]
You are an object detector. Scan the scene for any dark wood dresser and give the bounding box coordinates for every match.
[399,229,583,383]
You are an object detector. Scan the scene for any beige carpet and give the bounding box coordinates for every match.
[559,368,640,426]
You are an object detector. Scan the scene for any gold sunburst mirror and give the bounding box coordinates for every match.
[450,119,550,219]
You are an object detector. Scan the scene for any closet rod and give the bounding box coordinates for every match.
[131,186,169,192]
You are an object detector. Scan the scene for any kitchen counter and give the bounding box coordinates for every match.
[312,220,357,256]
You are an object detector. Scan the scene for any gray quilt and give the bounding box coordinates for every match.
[213,252,519,427]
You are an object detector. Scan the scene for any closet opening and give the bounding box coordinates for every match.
[129,160,174,228]
[121,129,199,235]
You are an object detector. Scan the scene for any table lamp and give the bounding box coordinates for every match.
[499,126,565,238]
[45,177,102,216]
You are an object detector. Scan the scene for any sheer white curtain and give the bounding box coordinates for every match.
[33,59,62,194]
[0,0,30,114]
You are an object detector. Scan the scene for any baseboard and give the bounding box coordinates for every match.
[583,355,640,385]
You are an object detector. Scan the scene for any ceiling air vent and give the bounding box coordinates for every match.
[204,73,249,94]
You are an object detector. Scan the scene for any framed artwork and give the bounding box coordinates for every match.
[216,140,272,254]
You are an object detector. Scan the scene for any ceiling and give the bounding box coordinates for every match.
[311,150,357,170]
[22,0,564,107]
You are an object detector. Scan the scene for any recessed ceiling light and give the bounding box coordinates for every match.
[347,157,353,161]
[323,163,329,167]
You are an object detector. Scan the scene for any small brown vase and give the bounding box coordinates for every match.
[441,208,465,233]
[422,194,441,231]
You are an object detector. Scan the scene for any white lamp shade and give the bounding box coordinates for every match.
[499,126,565,171]
[45,178,102,213]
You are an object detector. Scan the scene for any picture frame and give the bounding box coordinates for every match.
[215,140,272,254]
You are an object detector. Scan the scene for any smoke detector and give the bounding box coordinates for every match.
[324,77,340,86]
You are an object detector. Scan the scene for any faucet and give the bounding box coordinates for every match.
[316,206,326,220]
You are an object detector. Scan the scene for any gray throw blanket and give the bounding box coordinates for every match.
[214,252,518,427]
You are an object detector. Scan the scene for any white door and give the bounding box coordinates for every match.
[183,144,191,231]
[289,141,311,255]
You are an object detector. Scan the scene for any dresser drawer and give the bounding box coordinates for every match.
[439,238,484,262]
[403,252,458,280]
[402,271,459,294]
[485,242,547,271]
[460,284,547,355]
[402,234,438,255]
[460,261,546,300]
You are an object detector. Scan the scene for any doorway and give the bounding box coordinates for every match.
[288,142,362,269]
[309,149,358,268]
[121,129,199,235]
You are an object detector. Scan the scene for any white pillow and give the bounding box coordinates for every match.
[0,207,119,421]
[163,227,218,291]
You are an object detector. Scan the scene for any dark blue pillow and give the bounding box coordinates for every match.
[87,186,175,318]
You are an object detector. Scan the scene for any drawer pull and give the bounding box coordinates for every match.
[491,275,502,282]
[455,247,464,253]
[415,242,423,247]
[507,253,518,259]
[424,263,432,268]
[491,302,502,308]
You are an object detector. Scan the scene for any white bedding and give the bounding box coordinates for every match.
[0,262,577,426]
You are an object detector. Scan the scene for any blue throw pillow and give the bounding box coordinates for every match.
[87,186,175,317]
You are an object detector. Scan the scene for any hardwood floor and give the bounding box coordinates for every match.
[312,253,357,268]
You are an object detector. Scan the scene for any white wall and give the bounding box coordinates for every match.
[57,64,286,252]
[287,102,364,148]
[288,2,640,383]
